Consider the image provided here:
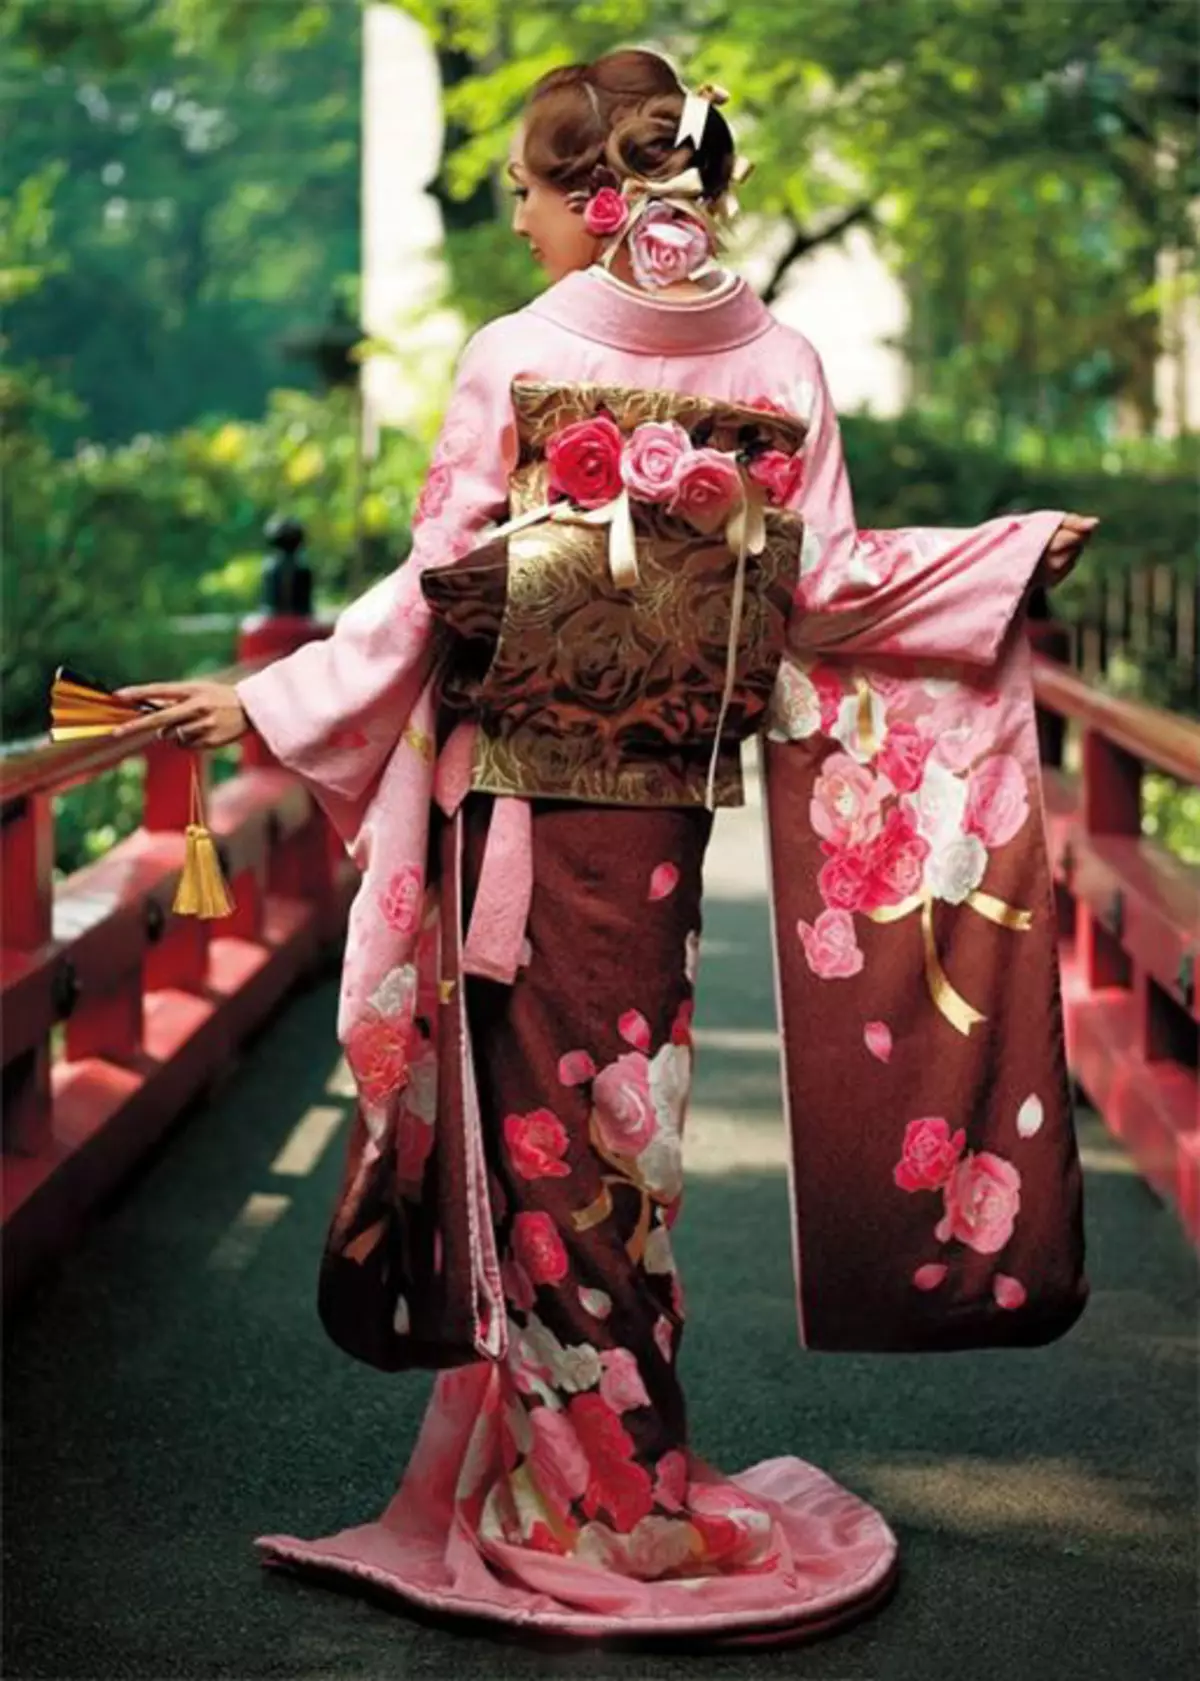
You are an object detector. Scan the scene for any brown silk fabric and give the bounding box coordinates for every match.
[762,735,1089,1353]
[421,380,806,809]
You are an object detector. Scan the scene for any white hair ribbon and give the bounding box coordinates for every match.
[675,90,711,150]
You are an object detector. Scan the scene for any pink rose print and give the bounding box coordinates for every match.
[501,1257,535,1312]
[993,1273,1028,1310]
[748,448,805,506]
[512,1210,570,1286]
[558,1049,597,1087]
[810,753,889,850]
[864,1020,893,1062]
[618,1009,652,1052]
[894,1116,967,1193]
[964,753,1030,848]
[744,394,789,415]
[926,689,1000,773]
[654,1448,689,1513]
[414,461,453,523]
[935,1151,1022,1254]
[648,861,680,901]
[504,1108,571,1180]
[620,422,690,504]
[857,805,930,909]
[592,1051,658,1156]
[599,1347,651,1414]
[529,1405,591,1515]
[877,722,935,795]
[912,1263,948,1291]
[652,1314,674,1363]
[583,185,629,236]
[344,1011,411,1107]
[546,415,624,509]
[667,447,743,534]
[379,866,422,938]
[629,204,712,290]
[797,907,864,979]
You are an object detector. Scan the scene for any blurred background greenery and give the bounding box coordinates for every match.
[2,0,1197,870]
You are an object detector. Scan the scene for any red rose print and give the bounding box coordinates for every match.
[582,1455,655,1533]
[512,1210,570,1286]
[526,1521,568,1555]
[894,1115,967,1193]
[568,1391,634,1462]
[670,999,694,1047]
[546,415,624,508]
[877,722,935,795]
[344,1011,410,1107]
[504,1108,571,1180]
[856,806,930,909]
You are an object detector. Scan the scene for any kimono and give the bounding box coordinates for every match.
[234,265,1089,1648]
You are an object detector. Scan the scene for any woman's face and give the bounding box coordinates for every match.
[506,123,600,283]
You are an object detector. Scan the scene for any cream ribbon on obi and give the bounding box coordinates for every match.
[478,460,768,812]
[597,165,724,282]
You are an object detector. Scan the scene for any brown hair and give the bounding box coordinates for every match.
[520,48,736,207]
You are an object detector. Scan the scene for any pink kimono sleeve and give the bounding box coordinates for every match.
[758,343,1089,1358]
[782,346,1064,664]
[234,323,514,840]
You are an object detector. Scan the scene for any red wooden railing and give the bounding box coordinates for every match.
[0,610,356,1306]
[3,611,1198,1305]
[1030,648,1200,1245]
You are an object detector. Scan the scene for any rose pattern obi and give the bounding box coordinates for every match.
[420,380,809,809]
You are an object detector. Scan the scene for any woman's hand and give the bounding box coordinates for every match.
[109,679,250,749]
[1032,513,1100,590]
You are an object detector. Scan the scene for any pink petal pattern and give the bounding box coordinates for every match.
[648,862,680,901]
[864,1020,893,1062]
[912,1263,948,1291]
[557,1050,597,1087]
[618,1010,652,1052]
[993,1273,1027,1310]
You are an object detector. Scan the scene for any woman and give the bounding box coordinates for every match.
[114,49,1096,1650]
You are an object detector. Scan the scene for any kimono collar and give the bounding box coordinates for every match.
[526,265,775,356]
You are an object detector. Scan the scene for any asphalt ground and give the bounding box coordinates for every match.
[4,778,1197,1680]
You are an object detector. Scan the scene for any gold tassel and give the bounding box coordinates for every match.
[172,757,236,919]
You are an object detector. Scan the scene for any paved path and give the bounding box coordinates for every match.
[4,774,1197,1679]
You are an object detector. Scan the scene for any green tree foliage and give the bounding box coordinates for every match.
[407,0,1198,445]
[2,0,361,444]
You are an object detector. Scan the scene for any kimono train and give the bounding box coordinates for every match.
[234,264,1089,1647]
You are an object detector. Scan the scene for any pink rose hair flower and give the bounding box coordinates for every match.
[629,205,713,290]
[583,186,630,236]
[545,414,625,508]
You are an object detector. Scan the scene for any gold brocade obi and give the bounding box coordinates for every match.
[421,379,808,808]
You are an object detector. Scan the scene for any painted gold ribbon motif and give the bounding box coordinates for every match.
[571,1112,675,1267]
[866,886,1032,1037]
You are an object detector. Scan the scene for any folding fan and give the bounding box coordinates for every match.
[49,664,235,918]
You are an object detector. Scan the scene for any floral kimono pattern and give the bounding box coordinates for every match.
[237,265,1088,1647]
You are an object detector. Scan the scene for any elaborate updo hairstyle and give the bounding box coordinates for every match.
[520,48,737,211]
